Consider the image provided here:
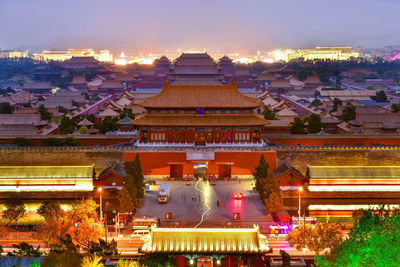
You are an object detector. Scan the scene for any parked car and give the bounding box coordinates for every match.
[131,229,150,239]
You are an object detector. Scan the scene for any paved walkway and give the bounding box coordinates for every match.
[135,180,271,227]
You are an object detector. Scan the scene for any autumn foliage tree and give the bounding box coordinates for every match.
[287,222,343,255]
[2,199,26,225]
[35,199,104,249]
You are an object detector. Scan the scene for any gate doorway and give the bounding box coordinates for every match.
[218,164,232,179]
[193,162,207,179]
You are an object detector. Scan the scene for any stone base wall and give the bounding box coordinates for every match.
[0,148,124,174]
[276,148,400,174]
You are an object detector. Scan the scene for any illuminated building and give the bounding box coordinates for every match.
[0,165,94,197]
[0,50,29,58]
[125,80,275,180]
[271,47,359,62]
[306,165,400,217]
[33,49,113,62]
[169,53,223,84]
[141,225,271,266]
[133,81,268,145]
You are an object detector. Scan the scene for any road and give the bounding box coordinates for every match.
[135,180,273,226]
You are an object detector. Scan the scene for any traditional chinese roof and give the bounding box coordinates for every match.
[77,118,94,126]
[140,81,262,109]
[0,165,94,179]
[141,226,271,254]
[97,108,119,118]
[132,114,269,127]
[0,114,43,125]
[307,166,400,180]
[269,80,292,88]
[98,163,126,179]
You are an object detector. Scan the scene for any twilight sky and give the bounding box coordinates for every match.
[0,0,399,53]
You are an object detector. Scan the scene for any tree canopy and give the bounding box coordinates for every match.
[315,206,400,267]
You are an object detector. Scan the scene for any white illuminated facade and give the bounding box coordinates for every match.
[271,47,359,62]
[33,49,113,62]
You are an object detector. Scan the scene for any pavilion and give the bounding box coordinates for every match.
[141,226,272,267]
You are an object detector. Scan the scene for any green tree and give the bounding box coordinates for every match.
[42,137,63,146]
[41,234,83,267]
[39,104,52,121]
[120,108,135,120]
[79,125,89,134]
[58,106,68,114]
[311,98,322,107]
[253,155,269,195]
[86,239,118,256]
[290,118,306,134]
[305,114,323,134]
[59,116,75,134]
[262,106,277,120]
[331,98,342,112]
[100,116,119,134]
[392,104,400,113]
[0,102,13,114]
[62,137,82,146]
[7,242,42,257]
[2,199,26,225]
[12,137,34,147]
[124,153,145,200]
[23,102,32,107]
[376,90,388,103]
[315,206,400,267]
[341,104,356,122]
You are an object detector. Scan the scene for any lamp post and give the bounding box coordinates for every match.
[98,187,103,223]
[105,201,109,243]
[298,186,303,219]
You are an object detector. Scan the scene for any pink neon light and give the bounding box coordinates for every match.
[386,53,400,61]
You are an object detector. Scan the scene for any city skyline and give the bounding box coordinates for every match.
[1,0,400,53]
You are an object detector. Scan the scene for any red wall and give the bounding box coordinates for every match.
[124,151,276,177]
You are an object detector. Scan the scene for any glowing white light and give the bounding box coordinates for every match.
[309,204,400,211]
[308,185,400,192]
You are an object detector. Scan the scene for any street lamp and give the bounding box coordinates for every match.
[98,187,103,223]
[298,186,303,219]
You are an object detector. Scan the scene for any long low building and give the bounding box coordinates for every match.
[307,165,400,192]
[0,165,94,198]
[141,226,271,266]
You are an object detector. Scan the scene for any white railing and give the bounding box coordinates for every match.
[137,140,264,148]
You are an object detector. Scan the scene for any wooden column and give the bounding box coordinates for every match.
[231,130,235,143]
[250,129,254,143]
[166,129,169,143]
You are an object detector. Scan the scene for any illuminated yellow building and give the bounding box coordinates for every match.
[33,49,113,62]
[0,165,94,192]
[0,50,29,58]
[272,47,359,62]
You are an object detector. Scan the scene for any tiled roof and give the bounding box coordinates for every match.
[308,166,400,180]
[22,82,52,90]
[0,114,42,125]
[269,80,292,88]
[140,81,262,108]
[0,165,94,179]
[132,114,269,127]
[142,226,270,253]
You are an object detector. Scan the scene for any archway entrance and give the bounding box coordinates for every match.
[194,162,207,179]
